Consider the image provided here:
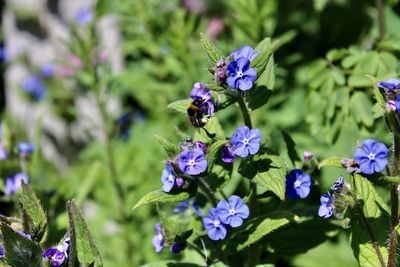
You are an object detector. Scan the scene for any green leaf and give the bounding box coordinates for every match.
[318,156,343,169]
[281,131,301,167]
[235,212,293,250]
[239,153,286,200]
[67,200,103,267]
[200,33,224,65]
[133,187,196,210]
[194,116,225,142]
[251,38,276,75]
[350,92,374,127]
[154,135,180,158]
[167,99,192,114]
[20,182,47,243]
[206,139,229,171]
[350,174,389,267]
[1,223,42,267]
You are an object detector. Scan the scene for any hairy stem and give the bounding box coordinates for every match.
[376,0,385,40]
[237,94,253,129]
[388,133,400,267]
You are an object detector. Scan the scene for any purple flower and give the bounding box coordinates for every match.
[161,163,176,192]
[17,142,35,157]
[190,83,215,116]
[42,63,55,77]
[387,100,397,111]
[222,145,236,163]
[217,195,249,228]
[340,158,360,174]
[203,208,227,241]
[377,78,400,91]
[43,248,65,266]
[318,192,334,219]
[21,76,46,100]
[0,45,7,62]
[173,201,190,213]
[227,58,257,90]
[230,45,259,62]
[152,223,165,253]
[175,177,185,187]
[178,148,208,175]
[170,243,183,254]
[0,243,4,258]
[17,230,32,240]
[215,60,227,84]
[285,169,311,199]
[4,173,29,196]
[303,151,313,161]
[0,145,7,160]
[231,126,261,158]
[331,176,344,192]
[76,8,93,25]
[353,139,388,175]
[193,141,206,154]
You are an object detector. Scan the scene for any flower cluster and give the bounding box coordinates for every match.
[42,238,70,266]
[17,142,35,157]
[353,139,388,175]
[227,46,258,90]
[318,176,351,219]
[203,195,249,240]
[285,169,311,199]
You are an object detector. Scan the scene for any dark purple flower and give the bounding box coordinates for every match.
[76,8,93,25]
[286,169,311,199]
[175,177,185,187]
[0,45,7,63]
[4,173,29,196]
[17,142,35,157]
[0,243,4,258]
[231,126,261,158]
[331,176,344,192]
[221,145,236,163]
[178,148,207,175]
[230,45,259,62]
[42,248,65,266]
[340,158,360,174]
[227,58,257,90]
[318,192,334,219]
[353,139,388,175]
[377,78,400,91]
[203,208,227,241]
[170,243,183,254]
[193,141,206,154]
[21,76,46,100]
[152,223,165,253]
[217,195,249,228]
[161,163,176,192]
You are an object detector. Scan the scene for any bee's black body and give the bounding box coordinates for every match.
[187,99,210,128]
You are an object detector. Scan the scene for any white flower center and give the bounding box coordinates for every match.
[189,160,195,166]
[242,138,249,145]
[294,180,302,188]
[368,153,375,160]
[237,71,243,77]
[229,208,236,215]
[168,174,174,182]
[213,219,220,227]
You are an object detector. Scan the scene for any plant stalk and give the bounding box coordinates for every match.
[376,0,385,40]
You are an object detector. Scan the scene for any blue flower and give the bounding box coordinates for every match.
[178,148,208,175]
[377,78,400,91]
[318,192,334,219]
[0,145,7,160]
[17,230,32,240]
[0,45,7,62]
[18,142,35,157]
[161,163,176,192]
[76,8,93,25]
[193,141,206,154]
[217,195,249,228]
[227,58,257,90]
[286,169,311,199]
[21,76,46,100]
[173,200,202,217]
[203,208,227,241]
[152,223,165,253]
[42,63,55,77]
[353,139,388,175]
[4,173,29,196]
[170,243,183,254]
[231,126,261,158]
[0,243,4,258]
[190,83,215,116]
[221,145,236,163]
[42,248,65,266]
[230,45,259,62]
[331,176,344,192]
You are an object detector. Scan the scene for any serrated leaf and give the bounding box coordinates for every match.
[20,182,47,243]
[200,33,224,65]
[251,38,277,75]
[239,154,286,200]
[133,187,196,210]
[167,99,192,114]
[350,174,389,267]
[67,200,103,267]
[1,223,42,267]
[236,212,293,250]
[318,156,343,169]
[154,135,180,158]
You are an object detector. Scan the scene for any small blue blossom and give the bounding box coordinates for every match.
[173,200,189,213]
[4,173,29,196]
[353,139,388,175]
[170,243,183,254]
[285,169,311,199]
[76,8,93,25]
[178,148,208,175]
[227,58,257,90]
[331,176,344,192]
[161,163,176,192]
[21,76,46,100]
[231,126,261,158]
[17,230,32,240]
[0,45,7,62]
[18,142,35,157]
[43,248,65,266]
[217,195,249,228]
[221,145,236,163]
[0,145,7,160]
[377,78,400,91]
[203,208,227,241]
[152,223,165,253]
[41,63,55,77]
[230,45,259,62]
[318,192,334,219]
[0,243,4,258]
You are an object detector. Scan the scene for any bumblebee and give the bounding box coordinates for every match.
[187,99,210,128]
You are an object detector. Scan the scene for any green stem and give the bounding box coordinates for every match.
[388,133,400,267]
[237,93,253,129]
[376,0,385,40]
[187,241,211,266]
[198,177,218,206]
